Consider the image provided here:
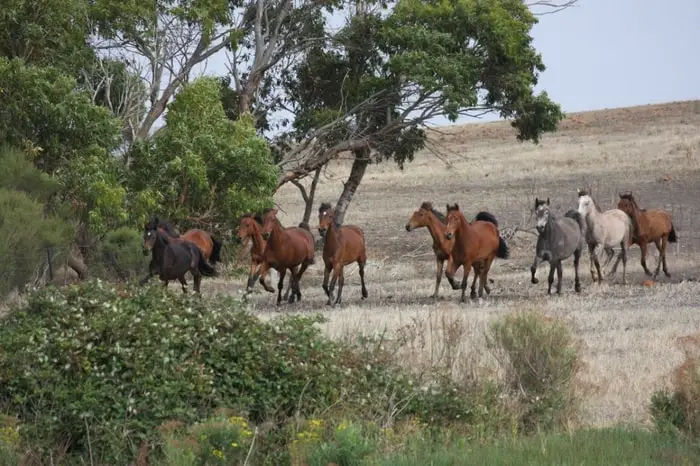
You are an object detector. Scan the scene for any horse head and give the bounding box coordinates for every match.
[406,201,435,232]
[444,204,462,240]
[318,202,335,238]
[534,197,551,233]
[260,208,279,240]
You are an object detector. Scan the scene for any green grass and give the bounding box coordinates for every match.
[378,429,700,466]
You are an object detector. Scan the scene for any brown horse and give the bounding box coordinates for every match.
[235,213,294,299]
[443,204,510,302]
[318,203,368,306]
[146,217,223,264]
[405,202,497,299]
[247,208,315,305]
[617,192,678,278]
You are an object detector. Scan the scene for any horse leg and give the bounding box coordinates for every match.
[555,261,564,295]
[531,254,541,285]
[193,272,202,293]
[470,262,481,299]
[652,238,663,278]
[619,239,628,285]
[334,271,345,306]
[433,258,444,299]
[290,264,306,303]
[639,241,653,276]
[276,269,287,306]
[591,245,603,284]
[547,263,556,295]
[251,260,275,293]
[177,276,188,294]
[587,244,598,283]
[459,261,471,303]
[445,255,462,290]
[573,248,582,293]
[660,236,671,278]
[478,258,494,298]
[322,263,333,304]
[601,247,615,274]
[358,260,368,299]
[328,263,343,307]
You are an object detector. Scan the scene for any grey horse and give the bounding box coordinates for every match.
[530,198,585,295]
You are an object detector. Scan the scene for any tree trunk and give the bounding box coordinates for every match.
[67,251,88,280]
[333,147,370,226]
[301,168,322,226]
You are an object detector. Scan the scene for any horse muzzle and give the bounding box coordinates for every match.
[405,224,412,232]
[444,232,453,240]
[261,232,270,240]
[142,248,150,256]
[536,226,545,234]
[318,228,327,238]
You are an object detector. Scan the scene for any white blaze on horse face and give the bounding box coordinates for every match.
[577,195,592,216]
[536,206,548,232]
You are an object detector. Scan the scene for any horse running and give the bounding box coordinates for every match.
[235,213,294,299]
[617,192,678,278]
[247,208,315,305]
[530,198,585,295]
[443,204,510,302]
[140,224,218,293]
[404,202,498,299]
[318,203,368,306]
[577,189,633,284]
[146,216,223,264]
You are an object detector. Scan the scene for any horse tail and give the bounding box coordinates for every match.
[197,251,218,277]
[669,223,678,243]
[564,209,585,233]
[474,211,498,227]
[496,235,510,259]
[210,235,223,264]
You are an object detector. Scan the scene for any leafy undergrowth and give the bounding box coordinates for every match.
[0,282,588,464]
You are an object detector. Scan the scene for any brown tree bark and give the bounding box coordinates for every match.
[333,147,370,225]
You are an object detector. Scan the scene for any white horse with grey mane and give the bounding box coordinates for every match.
[577,189,633,285]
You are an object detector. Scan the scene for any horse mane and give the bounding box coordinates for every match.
[420,201,446,224]
[146,216,180,237]
[318,202,341,227]
[619,193,641,211]
[618,193,641,235]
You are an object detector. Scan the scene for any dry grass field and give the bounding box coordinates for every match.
[212,100,700,430]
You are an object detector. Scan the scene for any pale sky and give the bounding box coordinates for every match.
[197,0,699,129]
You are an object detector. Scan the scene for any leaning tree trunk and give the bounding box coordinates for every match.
[333,147,370,226]
[301,168,322,226]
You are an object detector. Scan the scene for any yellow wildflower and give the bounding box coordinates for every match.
[211,448,225,459]
[231,441,239,448]
[308,419,323,429]
[336,420,351,432]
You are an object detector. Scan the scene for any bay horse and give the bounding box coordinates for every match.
[235,213,294,300]
[577,189,633,284]
[318,203,368,306]
[617,192,677,278]
[140,224,217,293]
[443,204,510,303]
[146,216,223,264]
[247,208,315,305]
[530,198,585,295]
[404,202,497,299]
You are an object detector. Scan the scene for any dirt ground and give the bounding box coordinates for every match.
[211,100,700,429]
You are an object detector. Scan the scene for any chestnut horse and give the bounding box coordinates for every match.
[235,213,294,300]
[405,202,497,299]
[318,203,368,306]
[617,192,678,278]
[443,204,510,302]
[247,208,315,305]
[145,217,223,264]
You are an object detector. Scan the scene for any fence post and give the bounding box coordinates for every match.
[46,247,53,282]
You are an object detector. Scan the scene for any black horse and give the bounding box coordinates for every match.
[140,224,217,293]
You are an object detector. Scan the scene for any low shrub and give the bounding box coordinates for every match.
[89,227,150,281]
[487,311,581,433]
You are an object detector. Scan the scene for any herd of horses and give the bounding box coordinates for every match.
[139,189,678,305]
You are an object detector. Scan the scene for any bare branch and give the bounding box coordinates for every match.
[526,0,579,15]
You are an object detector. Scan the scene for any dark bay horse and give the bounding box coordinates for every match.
[236,213,294,299]
[140,225,218,293]
[405,202,497,299]
[146,217,223,264]
[318,203,368,306]
[443,204,509,303]
[530,198,585,295]
[617,193,677,278]
[247,208,315,305]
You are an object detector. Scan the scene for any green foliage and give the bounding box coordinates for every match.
[487,311,581,433]
[89,227,150,281]
[0,0,94,74]
[0,146,73,300]
[128,77,278,232]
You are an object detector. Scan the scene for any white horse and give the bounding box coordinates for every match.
[577,189,633,285]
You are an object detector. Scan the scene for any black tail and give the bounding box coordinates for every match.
[210,236,223,264]
[669,224,678,243]
[497,236,510,259]
[564,209,585,232]
[198,252,218,277]
[474,211,498,227]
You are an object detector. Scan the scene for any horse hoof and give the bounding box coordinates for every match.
[574,283,581,293]
[531,278,539,284]
[470,291,477,299]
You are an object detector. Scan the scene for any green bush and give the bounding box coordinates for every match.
[88,227,149,281]
[486,311,581,433]
[0,281,432,463]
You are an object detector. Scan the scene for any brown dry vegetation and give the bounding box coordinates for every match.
[212,100,700,429]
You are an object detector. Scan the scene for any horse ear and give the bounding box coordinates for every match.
[546,197,550,205]
[446,204,450,212]
[254,215,263,225]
